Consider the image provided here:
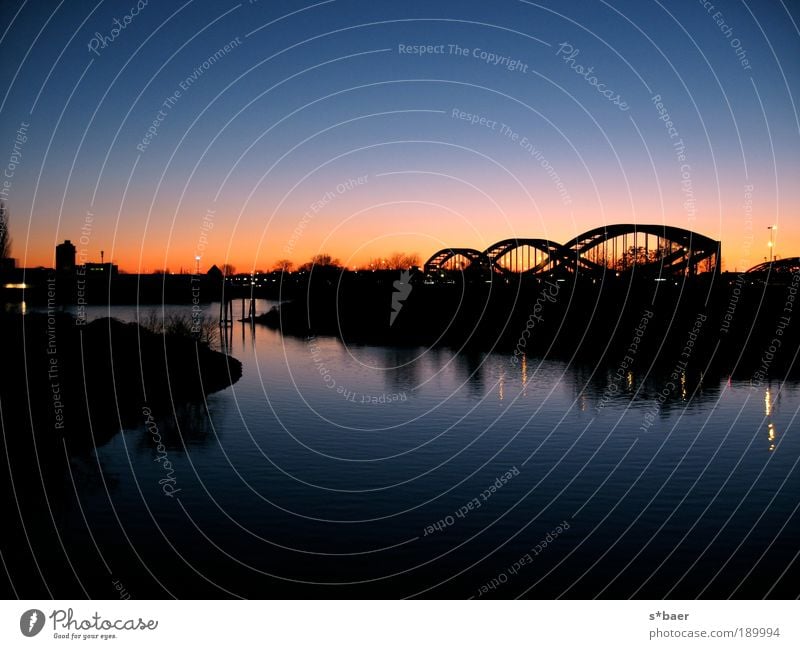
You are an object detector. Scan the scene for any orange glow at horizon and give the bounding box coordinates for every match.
[17,215,798,274]
[13,173,799,274]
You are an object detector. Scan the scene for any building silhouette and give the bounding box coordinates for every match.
[55,240,76,272]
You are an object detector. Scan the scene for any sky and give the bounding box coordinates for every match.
[0,0,798,273]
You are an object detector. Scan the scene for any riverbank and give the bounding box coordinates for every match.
[256,271,800,381]
[1,312,242,451]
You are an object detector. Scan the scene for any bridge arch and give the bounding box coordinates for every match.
[745,257,800,275]
[564,224,720,278]
[423,248,489,274]
[482,238,574,276]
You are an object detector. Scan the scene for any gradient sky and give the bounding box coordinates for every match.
[1,0,798,272]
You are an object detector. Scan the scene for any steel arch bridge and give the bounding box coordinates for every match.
[745,257,800,275]
[564,224,720,277]
[482,238,574,275]
[423,248,489,274]
[423,224,720,279]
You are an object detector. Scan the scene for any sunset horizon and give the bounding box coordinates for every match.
[11,214,790,275]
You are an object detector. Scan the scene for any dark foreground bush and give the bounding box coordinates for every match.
[0,313,242,451]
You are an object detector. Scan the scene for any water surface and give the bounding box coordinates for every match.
[32,301,800,598]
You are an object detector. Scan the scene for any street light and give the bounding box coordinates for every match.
[195,255,201,274]
[767,225,777,262]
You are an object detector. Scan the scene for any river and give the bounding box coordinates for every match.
[23,300,800,598]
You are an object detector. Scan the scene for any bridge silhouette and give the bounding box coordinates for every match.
[744,257,800,275]
[424,224,721,279]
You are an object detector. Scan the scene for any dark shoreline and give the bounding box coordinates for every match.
[255,269,800,382]
[0,312,242,451]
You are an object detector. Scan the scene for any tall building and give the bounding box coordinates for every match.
[55,240,76,272]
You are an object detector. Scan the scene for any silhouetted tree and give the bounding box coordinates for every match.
[300,254,341,271]
[387,252,420,269]
[221,263,236,276]
[365,252,420,270]
[593,253,609,268]
[0,200,11,260]
[274,259,294,272]
[617,246,650,269]
[648,245,671,262]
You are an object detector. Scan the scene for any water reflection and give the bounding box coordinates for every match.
[765,386,780,452]
[133,401,219,452]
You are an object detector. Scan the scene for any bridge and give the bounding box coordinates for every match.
[424,224,720,280]
[745,257,800,275]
